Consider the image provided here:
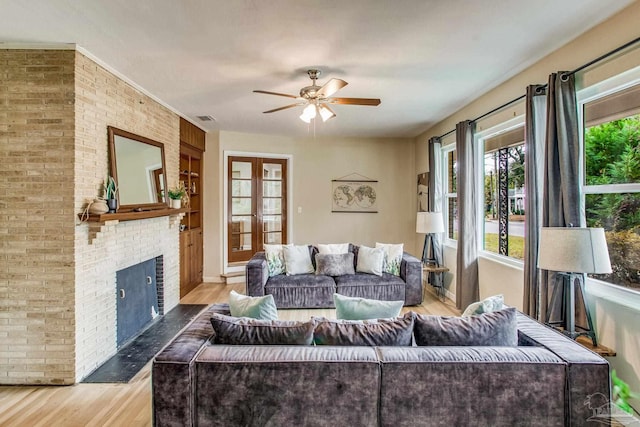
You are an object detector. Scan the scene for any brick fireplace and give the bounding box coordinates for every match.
[0,48,181,384]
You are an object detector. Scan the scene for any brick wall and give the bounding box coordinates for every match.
[0,50,76,384]
[0,49,181,384]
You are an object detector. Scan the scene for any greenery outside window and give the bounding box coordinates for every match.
[579,77,640,292]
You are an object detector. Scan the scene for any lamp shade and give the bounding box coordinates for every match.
[537,227,612,274]
[416,212,445,234]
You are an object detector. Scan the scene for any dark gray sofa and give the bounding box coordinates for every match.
[245,244,423,308]
[152,304,611,427]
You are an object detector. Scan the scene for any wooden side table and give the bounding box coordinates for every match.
[423,265,449,301]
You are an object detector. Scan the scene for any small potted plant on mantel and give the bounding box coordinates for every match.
[104,176,118,213]
[168,185,186,209]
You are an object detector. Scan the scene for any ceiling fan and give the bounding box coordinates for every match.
[253,69,381,123]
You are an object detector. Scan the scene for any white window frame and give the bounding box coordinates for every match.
[441,144,458,246]
[476,117,526,267]
[576,64,640,293]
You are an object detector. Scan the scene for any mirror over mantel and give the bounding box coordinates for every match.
[108,126,168,212]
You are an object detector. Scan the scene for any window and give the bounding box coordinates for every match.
[480,121,526,260]
[579,76,640,292]
[444,147,458,240]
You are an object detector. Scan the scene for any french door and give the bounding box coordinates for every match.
[227,156,288,263]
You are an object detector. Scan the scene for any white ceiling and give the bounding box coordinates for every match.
[0,0,635,138]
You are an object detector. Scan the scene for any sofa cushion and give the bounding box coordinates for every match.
[376,242,404,276]
[334,273,406,302]
[312,312,414,346]
[356,245,385,276]
[315,253,355,276]
[333,293,403,320]
[462,294,505,317]
[414,307,518,346]
[210,313,314,345]
[283,244,314,275]
[228,290,278,320]
[264,244,286,277]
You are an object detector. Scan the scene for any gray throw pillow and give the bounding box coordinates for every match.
[413,307,518,346]
[312,312,414,346]
[333,293,403,320]
[210,313,314,345]
[315,253,355,276]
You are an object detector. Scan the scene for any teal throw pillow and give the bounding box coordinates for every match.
[333,293,403,320]
[228,290,278,320]
[462,294,505,317]
[264,244,285,277]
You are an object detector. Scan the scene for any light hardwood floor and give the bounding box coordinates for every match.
[0,283,459,427]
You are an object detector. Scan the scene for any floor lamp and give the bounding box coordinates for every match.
[416,212,445,266]
[537,227,611,346]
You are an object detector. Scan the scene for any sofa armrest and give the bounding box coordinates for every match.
[516,312,610,426]
[400,252,422,305]
[246,251,268,297]
[152,304,230,427]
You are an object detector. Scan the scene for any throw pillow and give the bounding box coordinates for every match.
[264,244,285,277]
[462,294,506,317]
[317,243,350,254]
[356,245,385,276]
[312,312,414,346]
[333,293,403,320]
[413,307,518,347]
[228,290,278,320]
[375,243,404,276]
[315,253,355,276]
[210,313,314,345]
[282,244,314,275]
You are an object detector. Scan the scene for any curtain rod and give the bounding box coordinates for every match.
[436,93,525,139]
[435,35,640,140]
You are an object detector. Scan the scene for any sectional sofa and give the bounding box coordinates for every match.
[246,244,423,308]
[152,304,611,426]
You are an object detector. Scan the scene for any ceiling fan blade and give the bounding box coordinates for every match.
[316,78,348,98]
[328,97,381,106]
[253,90,298,99]
[262,103,303,113]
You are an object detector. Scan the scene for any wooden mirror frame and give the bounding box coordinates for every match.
[108,126,168,212]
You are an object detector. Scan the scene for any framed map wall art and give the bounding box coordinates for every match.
[332,175,378,213]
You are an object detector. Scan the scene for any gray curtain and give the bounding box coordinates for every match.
[428,137,444,287]
[455,120,479,311]
[541,72,583,321]
[522,85,547,319]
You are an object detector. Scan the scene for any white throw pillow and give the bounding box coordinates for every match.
[317,243,350,254]
[264,244,285,277]
[376,243,404,276]
[283,244,314,275]
[356,245,385,276]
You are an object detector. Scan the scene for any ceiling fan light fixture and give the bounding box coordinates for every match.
[299,103,317,123]
[318,104,335,122]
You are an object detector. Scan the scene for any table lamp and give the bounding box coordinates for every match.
[416,212,445,266]
[537,227,611,346]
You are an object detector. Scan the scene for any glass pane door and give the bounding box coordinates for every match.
[227,156,288,263]
[228,158,255,262]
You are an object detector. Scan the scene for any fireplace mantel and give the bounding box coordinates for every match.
[80,208,188,244]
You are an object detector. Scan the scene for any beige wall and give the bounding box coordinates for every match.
[414,1,640,405]
[203,131,417,281]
